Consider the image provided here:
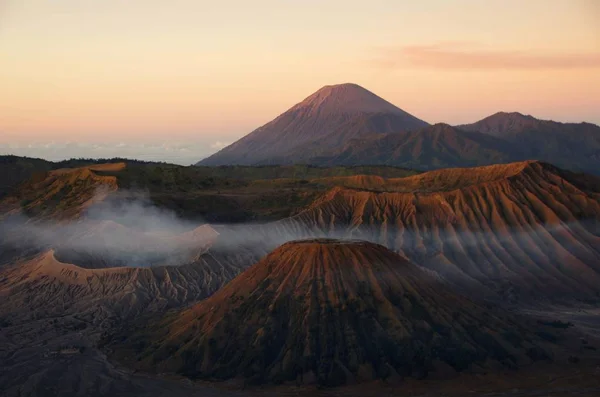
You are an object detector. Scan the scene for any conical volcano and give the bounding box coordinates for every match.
[197,84,428,165]
[112,239,554,386]
[294,83,410,115]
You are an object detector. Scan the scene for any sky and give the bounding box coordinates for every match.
[0,0,599,164]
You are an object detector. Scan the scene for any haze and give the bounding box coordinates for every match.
[1,0,599,163]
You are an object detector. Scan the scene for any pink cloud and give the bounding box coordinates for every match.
[373,42,600,70]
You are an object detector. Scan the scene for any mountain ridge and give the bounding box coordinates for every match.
[457,111,597,136]
[305,123,519,169]
[196,84,600,174]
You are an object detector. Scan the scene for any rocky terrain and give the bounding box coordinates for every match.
[0,163,124,220]
[1,158,600,396]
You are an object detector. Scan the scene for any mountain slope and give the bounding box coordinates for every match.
[242,161,600,303]
[111,240,555,386]
[307,123,518,169]
[458,112,600,174]
[198,83,428,166]
[0,155,54,199]
[0,163,125,220]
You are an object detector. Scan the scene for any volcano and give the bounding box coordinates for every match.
[197,83,428,166]
[112,239,554,386]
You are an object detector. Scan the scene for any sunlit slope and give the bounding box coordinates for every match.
[264,161,600,302]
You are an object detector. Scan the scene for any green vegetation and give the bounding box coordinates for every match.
[0,156,419,222]
[0,155,54,198]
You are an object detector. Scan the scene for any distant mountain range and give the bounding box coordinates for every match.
[198,84,600,174]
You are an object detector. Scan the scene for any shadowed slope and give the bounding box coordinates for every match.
[112,240,555,386]
[458,112,600,174]
[306,123,517,169]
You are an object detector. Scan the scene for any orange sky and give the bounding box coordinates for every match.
[0,0,599,156]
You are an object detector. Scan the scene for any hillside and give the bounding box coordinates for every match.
[198,83,428,166]
[0,244,253,321]
[0,155,54,199]
[458,112,600,174]
[0,164,125,220]
[110,240,555,386]
[306,123,517,169]
[0,155,162,200]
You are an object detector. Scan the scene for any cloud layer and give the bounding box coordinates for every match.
[0,141,212,165]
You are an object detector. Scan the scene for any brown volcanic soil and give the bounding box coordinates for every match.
[110,240,561,387]
[0,163,123,220]
[0,247,250,320]
[0,217,257,322]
